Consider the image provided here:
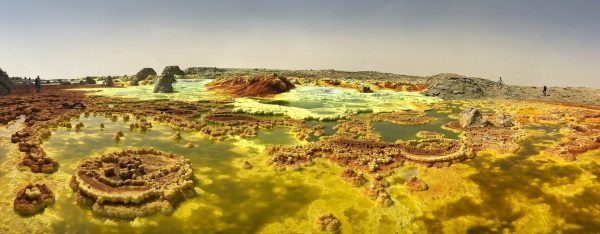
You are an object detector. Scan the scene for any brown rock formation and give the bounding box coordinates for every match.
[459,108,487,128]
[206,73,295,97]
[13,184,55,215]
[545,125,600,161]
[70,148,194,219]
[315,213,341,233]
[404,176,428,191]
[340,168,366,186]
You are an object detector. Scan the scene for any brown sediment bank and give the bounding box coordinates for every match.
[206,73,295,97]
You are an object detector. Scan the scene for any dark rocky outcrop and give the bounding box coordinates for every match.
[80,77,96,85]
[423,73,490,99]
[105,76,114,86]
[207,73,295,97]
[131,68,157,86]
[162,66,185,77]
[13,184,55,215]
[153,67,177,93]
[0,67,11,96]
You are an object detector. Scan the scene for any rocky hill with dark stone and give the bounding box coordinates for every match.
[162,66,185,77]
[0,67,11,96]
[422,73,600,104]
[153,66,177,93]
[131,68,157,86]
[423,73,491,99]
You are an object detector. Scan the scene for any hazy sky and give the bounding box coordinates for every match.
[1,0,599,87]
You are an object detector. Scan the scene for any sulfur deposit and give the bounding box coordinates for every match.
[69,148,194,219]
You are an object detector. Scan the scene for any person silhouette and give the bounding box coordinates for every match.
[543,85,547,96]
[24,77,31,94]
[35,76,41,93]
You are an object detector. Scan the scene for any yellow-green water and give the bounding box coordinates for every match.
[74,80,226,101]
[2,83,600,233]
[415,125,600,233]
[234,86,441,120]
[0,114,419,233]
[372,110,460,142]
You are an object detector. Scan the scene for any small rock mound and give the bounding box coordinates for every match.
[0,67,11,96]
[315,213,341,233]
[242,160,253,169]
[70,148,194,219]
[404,176,428,191]
[13,184,55,215]
[131,68,157,86]
[340,168,366,186]
[207,73,295,97]
[459,108,514,128]
[494,112,514,127]
[459,107,485,128]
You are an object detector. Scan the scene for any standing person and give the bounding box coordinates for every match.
[498,77,504,87]
[35,76,41,93]
[543,85,547,96]
[24,77,31,94]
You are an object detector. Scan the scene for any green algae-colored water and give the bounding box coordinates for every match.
[372,110,460,142]
[74,80,225,101]
[235,86,441,120]
[417,124,600,233]
[0,114,416,233]
[2,83,600,233]
[78,81,441,120]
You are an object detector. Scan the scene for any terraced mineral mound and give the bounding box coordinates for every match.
[13,184,55,215]
[70,148,194,219]
[207,73,295,97]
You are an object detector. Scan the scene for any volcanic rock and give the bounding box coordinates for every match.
[153,67,177,93]
[207,73,295,97]
[0,67,11,96]
[105,76,114,86]
[131,68,157,86]
[162,66,185,77]
[13,184,55,215]
[423,73,488,99]
[83,77,96,85]
[459,108,484,128]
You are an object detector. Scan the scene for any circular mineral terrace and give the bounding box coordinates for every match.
[69,148,194,219]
